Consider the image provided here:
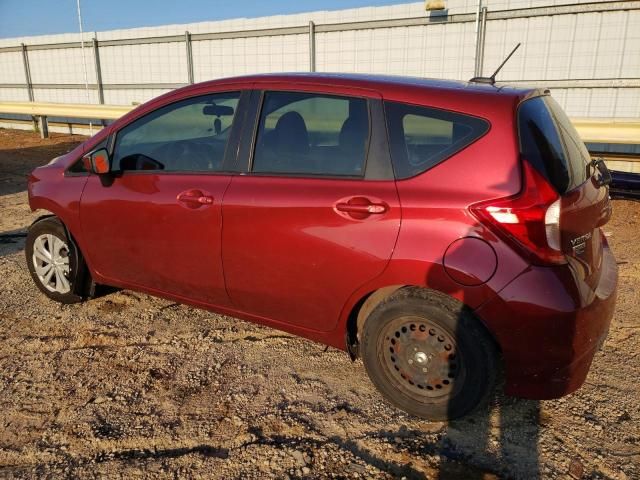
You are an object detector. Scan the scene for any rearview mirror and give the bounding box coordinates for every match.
[84,148,111,175]
[203,104,234,116]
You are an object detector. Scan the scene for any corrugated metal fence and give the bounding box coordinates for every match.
[0,0,638,123]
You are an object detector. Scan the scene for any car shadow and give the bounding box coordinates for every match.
[0,228,27,258]
[1,137,82,260]
[428,167,548,478]
[0,139,81,197]
[434,269,542,479]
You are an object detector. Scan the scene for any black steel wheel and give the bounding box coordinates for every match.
[361,288,499,420]
[381,315,463,399]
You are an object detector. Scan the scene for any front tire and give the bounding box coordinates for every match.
[360,288,499,421]
[26,217,84,304]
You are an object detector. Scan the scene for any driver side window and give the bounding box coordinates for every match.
[113,92,240,173]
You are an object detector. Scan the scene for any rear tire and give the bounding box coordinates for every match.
[360,288,498,421]
[26,217,85,304]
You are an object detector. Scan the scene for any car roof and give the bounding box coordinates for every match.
[169,72,542,118]
[196,72,539,99]
[116,72,544,131]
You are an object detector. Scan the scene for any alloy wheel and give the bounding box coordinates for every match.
[32,233,71,294]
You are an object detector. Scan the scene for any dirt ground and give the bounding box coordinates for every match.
[0,128,638,479]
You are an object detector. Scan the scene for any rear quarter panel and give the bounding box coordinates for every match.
[329,88,532,347]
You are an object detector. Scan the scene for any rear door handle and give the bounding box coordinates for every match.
[177,189,214,208]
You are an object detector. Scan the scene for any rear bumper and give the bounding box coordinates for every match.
[475,242,618,399]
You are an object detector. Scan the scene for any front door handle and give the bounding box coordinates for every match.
[177,189,213,208]
[336,203,387,214]
[335,197,388,219]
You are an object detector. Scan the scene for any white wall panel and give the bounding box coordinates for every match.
[193,33,308,82]
[316,21,476,80]
[99,43,187,84]
[102,88,172,106]
[0,52,27,83]
[28,47,97,84]
[613,88,640,118]
[554,88,640,118]
[0,87,29,102]
[32,87,99,104]
[621,10,640,78]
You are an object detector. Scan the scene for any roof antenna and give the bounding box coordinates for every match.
[470,42,521,85]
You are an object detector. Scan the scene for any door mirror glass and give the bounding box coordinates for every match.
[86,148,111,175]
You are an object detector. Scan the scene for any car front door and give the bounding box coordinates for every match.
[79,90,247,307]
[221,88,401,332]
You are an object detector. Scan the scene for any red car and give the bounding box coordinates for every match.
[26,73,617,420]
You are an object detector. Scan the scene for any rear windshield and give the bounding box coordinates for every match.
[385,102,490,179]
[518,96,591,194]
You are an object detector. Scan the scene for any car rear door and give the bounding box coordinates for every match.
[79,90,249,306]
[221,86,400,332]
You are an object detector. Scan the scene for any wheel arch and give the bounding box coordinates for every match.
[345,284,502,360]
[345,284,407,360]
[30,211,77,250]
[29,211,94,298]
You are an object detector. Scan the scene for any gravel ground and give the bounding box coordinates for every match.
[0,128,639,479]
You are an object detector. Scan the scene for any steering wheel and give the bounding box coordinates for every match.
[162,141,212,171]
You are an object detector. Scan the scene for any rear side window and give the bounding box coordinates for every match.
[518,96,589,194]
[252,91,369,177]
[385,102,489,179]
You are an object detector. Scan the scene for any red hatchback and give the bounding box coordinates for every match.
[26,73,617,420]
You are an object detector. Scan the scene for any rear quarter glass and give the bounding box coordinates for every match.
[384,101,490,180]
[517,96,590,194]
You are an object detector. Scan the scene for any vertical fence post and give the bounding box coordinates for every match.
[185,31,194,84]
[474,7,488,77]
[309,21,316,72]
[20,43,34,101]
[20,42,39,132]
[38,116,49,139]
[474,1,482,76]
[92,37,106,126]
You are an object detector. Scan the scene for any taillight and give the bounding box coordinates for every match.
[470,160,566,265]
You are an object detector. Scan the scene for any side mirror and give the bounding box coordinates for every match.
[84,148,111,175]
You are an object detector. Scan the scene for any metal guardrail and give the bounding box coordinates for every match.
[0,101,132,138]
[0,101,638,148]
[594,153,640,174]
[0,101,132,120]
[572,118,640,145]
